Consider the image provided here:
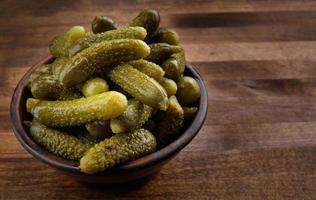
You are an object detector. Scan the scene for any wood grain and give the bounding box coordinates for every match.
[1,0,316,199]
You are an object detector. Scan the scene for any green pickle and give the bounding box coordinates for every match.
[69,27,147,56]
[30,121,91,160]
[26,64,52,88]
[80,128,157,174]
[60,39,150,87]
[30,74,63,100]
[92,16,118,34]
[109,64,168,110]
[161,50,185,80]
[85,120,110,138]
[127,59,165,81]
[129,9,160,36]
[154,96,184,146]
[31,91,128,127]
[110,99,153,133]
[51,57,68,78]
[150,27,179,45]
[159,77,177,97]
[145,43,182,64]
[183,107,198,122]
[176,76,201,106]
[81,77,109,97]
[26,98,40,113]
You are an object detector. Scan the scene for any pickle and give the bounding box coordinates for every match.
[85,120,111,138]
[154,96,184,146]
[81,78,109,97]
[183,107,198,122]
[110,99,153,133]
[129,9,160,36]
[30,74,63,100]
[92,16,118,34]
[30,121,91,160]
[26,64,52,88]
[31,91,128,127]
[159,77,177,97]
[127,59,165,81]
[51,57,68,78]
[49,26,86,57]
[60,39,150,87]
[161,50,185,80]
[68,27,147,56]
[145,43,182,64]
[77,130,98,145]
[150,27,179,45]
[109,64,168,110]
[58,88,82,100]
[26,98,40,113]
[176,76,201,106]
[80,128,156,174]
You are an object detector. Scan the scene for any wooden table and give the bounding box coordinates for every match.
[1,0,316,199]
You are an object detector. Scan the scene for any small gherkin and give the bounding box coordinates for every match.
[145,43,182,64]
[154,96,184,146]
[30,121,91,160]
[60,39,150,87]
[129,9,160,37]
[26,64,52,88]
[150,27,180,45]
[68,26,147,56]
[161,50,186,80]
[127,59,165,81]
[92,16,118,34]
[110,99,154,133]
[80,128,157,174]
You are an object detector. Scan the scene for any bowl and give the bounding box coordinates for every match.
[10,55,208,184]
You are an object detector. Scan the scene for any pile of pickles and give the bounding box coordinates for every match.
[25,9,201,174]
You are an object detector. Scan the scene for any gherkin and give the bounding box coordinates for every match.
[176,76,201,106]
[150,27,179,45]
[30,74,63,100]
[154,96,184,146]
[85,120,111,138]
[30,121,91,160]
[60,39,150,87]
[129,9,160,36]
[26,64,52,88]
[51,57,68,78]
[183,107,198,123]
[110,99,153,133]
[161,50,186,80]
[81,77,109,97]
[31,91,128,127]
[92,16,118,34]
[145,43,182,64]
[68,27,147,56]
[159,77,177,97]
[80,128,157,174]
[127,59,165,81]
[109,64,168,110]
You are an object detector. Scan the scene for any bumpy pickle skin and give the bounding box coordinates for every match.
[68,27,147,56]
[30,74,63,100]
[110,99,153,133]
[159,77,177,97]
[26,64,52,88]
[51,57,68,78]
[150,27,179,45]
[176,76,201,106]
[183,107,198,122]
[49,26,86,57]
[129,9,160,36]
[145,43,182,64]
[81,78,109,97]
[30,121,91,160]
[80,128,157,174]
[127,59,165,81]
[161,50,186,80]
[154,96,184,146]
[60,39,150,87]
[92,16,118,34]
[31,91,128,127]
[109,64,168,110]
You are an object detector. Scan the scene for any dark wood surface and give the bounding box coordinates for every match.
[1,0,316,199]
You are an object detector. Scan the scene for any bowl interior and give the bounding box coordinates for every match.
[10,56,208,175]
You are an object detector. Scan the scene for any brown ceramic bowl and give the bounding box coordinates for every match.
[10,55,208,184]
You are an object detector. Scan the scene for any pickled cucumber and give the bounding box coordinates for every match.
[110,99,153,133]
[30,74,63,100]
[60,39,150,87]
[161,50,185,80]
[150,27,179,45]
[145,43,182,64]
[26,98,40,113]
[49,26,86,57]
[127,59,165,81]
[183,107,198,122]
[109,64,168,110]
[176,76,201,106]
[92,16,118,34]
[129,9,160,36]
[26,64,52,88]
[68,27,147,56]
[31,91,128,127]
[159,77,177,97]
[154,96,184,146]
[81,78,109,97]
[85,120,110,138]
[51,57,68,78]
[30,121,91,160]
[80,128,156,174]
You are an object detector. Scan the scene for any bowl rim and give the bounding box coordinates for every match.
[10,55,208,175]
